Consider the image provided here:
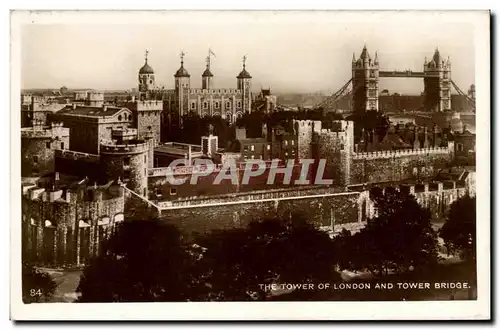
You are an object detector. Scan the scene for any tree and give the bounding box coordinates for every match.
[440,195,476,261]
[22,264,57,303]
[195,218,339,301]
[76,220,202,302]
[339,187,439,275]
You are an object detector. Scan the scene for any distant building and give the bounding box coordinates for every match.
[136,51,253,129]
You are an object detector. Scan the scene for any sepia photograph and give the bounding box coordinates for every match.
[10,10,490,320]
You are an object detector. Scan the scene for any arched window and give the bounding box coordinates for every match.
[128,114,132,121]
[98,217,110,225]
[114,214,124,223]
[118,115,122,121]
[79,220,91,228]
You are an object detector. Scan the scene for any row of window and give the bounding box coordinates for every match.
[242,140,295,152]
[155,188,177,196]
[191,101,242,110]
[242,150,296,160]
[117,114,133,121]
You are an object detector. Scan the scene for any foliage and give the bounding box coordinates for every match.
[440,195,476,261]
[168,112,232,147]
[22,264,57,303]
[77,217,339,302]
[76,220,202,302]
[194,219,339,301]
[335,187,439,275]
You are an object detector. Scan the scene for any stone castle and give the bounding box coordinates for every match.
[20,49,476,268]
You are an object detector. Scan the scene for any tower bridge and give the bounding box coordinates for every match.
[313,45,475,113]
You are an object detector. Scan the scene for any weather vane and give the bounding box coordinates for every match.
[207,48,216,69]
[180,51,186,64]
[145,49,149,62]
[243,55,247,68]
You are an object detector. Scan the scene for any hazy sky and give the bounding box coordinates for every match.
[20,12,476,94]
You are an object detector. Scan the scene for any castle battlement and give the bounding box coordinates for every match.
[100,140,149,154]
[318,126,350,135]
[126,100,163,111]
[55,149,100,163]
[22,182,124,204]
[189,88,242,95]
[352,146,452,160]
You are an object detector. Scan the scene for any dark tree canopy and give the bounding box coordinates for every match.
[440,195,476,261]
[168,112,232,147]
[194,219,339,301]
[77,217,340,302]
[76,220,202,302]
[335,188,438,275]
[22,264,57,303]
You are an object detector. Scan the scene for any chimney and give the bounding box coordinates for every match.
[463,124,467,134]
[72,103,77,110]
[102,104,108,112]
[55,172,60,181]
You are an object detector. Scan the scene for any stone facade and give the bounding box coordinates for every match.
[352,45,379,113]
[21,123,70,177]
[49,105,134,154]
[22,182,125,267]
[126,100,163,146]
[100,140,150,196]
[160,187,361,235]
[158,178,472,236]
[350,146,454,184]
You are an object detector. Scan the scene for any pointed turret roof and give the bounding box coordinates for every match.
[432,48,441,65]
[359,45,371,61]
[139,50,154,74]
[174,54,190,78]
[202,68,214,77]
[237,55,252,79]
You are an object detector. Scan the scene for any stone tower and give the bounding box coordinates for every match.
[174,52,191,124]
[237,55,252,114]
[100,139,150,197]
[126,99,163,147]
[352,45,379,114]
[423,48,451,112]
[138,50,156,100]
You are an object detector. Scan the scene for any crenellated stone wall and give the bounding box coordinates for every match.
[21,183,125,267]
[350,147,453,185]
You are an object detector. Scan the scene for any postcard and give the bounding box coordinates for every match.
[10,10,490,320]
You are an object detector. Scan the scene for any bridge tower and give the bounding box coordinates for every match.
[423,48,451,112]
[352,45,379,114]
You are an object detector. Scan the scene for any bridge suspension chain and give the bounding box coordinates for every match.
[315,78,353,109]
[450,80,475,111]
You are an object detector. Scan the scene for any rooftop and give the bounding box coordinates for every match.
[155,142,202,156]
[57,105,128,117]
